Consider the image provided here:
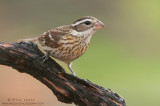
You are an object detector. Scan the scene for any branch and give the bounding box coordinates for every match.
[0,42,126,106]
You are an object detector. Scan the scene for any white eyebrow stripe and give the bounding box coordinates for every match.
[72,19,92,26]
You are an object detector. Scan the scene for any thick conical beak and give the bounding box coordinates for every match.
[94,21,104,30]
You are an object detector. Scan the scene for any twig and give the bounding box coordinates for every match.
[0,42,126,106]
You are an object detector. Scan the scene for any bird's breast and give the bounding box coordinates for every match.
[48,36,90,63]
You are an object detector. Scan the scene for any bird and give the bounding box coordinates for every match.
[20,16,104,76]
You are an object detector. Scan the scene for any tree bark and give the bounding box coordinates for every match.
[0,42,126,106]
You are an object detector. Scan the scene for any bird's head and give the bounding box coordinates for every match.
[72,16,104,33]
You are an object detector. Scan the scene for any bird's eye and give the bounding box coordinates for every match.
[84,21,91,25]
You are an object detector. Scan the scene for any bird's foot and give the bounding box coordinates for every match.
[42,52,50,63]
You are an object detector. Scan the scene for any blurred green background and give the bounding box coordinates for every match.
[0,0,160,106]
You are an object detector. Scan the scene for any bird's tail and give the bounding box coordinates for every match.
[17,37,38,44]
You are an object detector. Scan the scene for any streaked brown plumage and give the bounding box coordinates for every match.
[20,16,104,76]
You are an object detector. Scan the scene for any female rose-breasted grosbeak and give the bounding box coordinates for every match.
[20,16,104,76]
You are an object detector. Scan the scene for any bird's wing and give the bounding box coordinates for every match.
[38,25,73,48]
